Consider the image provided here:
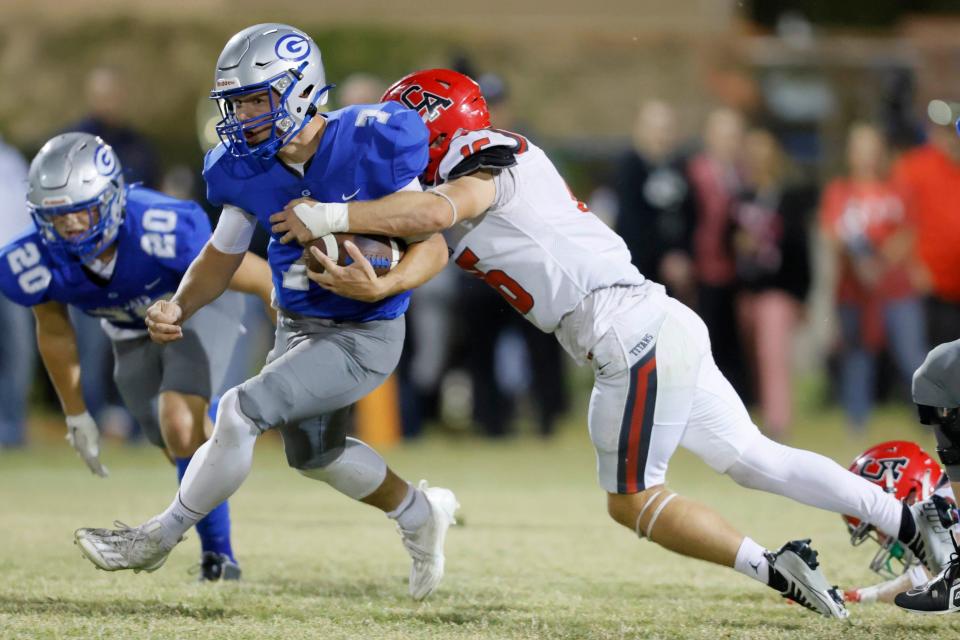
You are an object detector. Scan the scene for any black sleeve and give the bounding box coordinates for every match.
[779,185,817,301]
[448,146,518,181]
[613,152,658,275]
[677,158,697,256]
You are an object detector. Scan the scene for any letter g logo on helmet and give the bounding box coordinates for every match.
[94,146,117,176]
[274,33,311,61]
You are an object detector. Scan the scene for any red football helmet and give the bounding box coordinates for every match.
[382,69,491,185]
[843,440,944,577]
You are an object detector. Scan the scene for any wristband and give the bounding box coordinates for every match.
[293,201,349,237]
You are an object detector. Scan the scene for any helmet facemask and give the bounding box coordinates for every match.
[30,180,124,262]
[213,65,331,159]
[846,512,916,580]
[210,25,333,160]
[844,460,935,579]
[27,134,126,263]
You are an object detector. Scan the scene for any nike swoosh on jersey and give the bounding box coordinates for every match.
[342,188,361,201]
[145,277,163,290]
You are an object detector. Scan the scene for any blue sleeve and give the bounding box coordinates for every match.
[0,237,52,307]
[370,103,429,191]
[155,201,213,273]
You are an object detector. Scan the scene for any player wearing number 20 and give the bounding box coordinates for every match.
[0,132,276,580]
[275,69,959,618]
[74,24,457,601]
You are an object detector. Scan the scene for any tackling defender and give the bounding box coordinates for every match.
[273,69,956,617]
[0,132,274,580]
[74,24,458,601]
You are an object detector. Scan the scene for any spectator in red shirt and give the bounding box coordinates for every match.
[821,123,928,432]
[893,122,960,347]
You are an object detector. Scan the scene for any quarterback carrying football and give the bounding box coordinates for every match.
[272,68,957,618]
[73,24,459,601]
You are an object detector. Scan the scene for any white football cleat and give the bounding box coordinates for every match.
[75,518,178,573]
[398,481,459,601]
[767,539,849,619]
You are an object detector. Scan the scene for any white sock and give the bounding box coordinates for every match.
[157,491,205,547]
[157,389,258,545]
[726,435,904,539]
[734,537,770,585]
[387,483,430,532]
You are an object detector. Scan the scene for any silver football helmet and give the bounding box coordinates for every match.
[26,132,125,261]
[211,23,332,158]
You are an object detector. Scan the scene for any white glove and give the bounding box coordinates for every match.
[65,412,109,478]
[293,201,349,238]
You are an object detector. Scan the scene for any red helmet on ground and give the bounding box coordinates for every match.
[382,68,491,185]
[843,440,944,577]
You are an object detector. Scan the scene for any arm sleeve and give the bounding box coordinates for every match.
[210,205,258,254]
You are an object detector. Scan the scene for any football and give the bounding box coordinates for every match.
[302,233,406,277]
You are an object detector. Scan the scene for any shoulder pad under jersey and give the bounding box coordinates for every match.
[438,129,528,184]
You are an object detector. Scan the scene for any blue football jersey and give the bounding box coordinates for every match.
[203,101,429,322]
[0,185,211,330]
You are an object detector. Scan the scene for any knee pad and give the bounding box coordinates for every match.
[213,387,261,448]
[297,437,387,500]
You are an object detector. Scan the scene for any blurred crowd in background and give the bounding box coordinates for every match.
[1,1,960,449]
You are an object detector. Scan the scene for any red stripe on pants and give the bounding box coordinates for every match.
[624,357,656,493]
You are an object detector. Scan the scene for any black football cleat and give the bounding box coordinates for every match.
[198,552,241,582]
[895,533,960,614]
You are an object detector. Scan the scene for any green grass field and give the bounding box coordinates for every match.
[2,407,959,639]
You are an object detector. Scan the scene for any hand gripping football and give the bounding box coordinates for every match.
[303,233,406,277]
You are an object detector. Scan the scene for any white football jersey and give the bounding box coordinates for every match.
[440,129,645,338]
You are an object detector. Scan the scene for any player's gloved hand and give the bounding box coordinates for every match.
[65,412,109,478]
[270,198,348,245]
[145,299,184,344]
